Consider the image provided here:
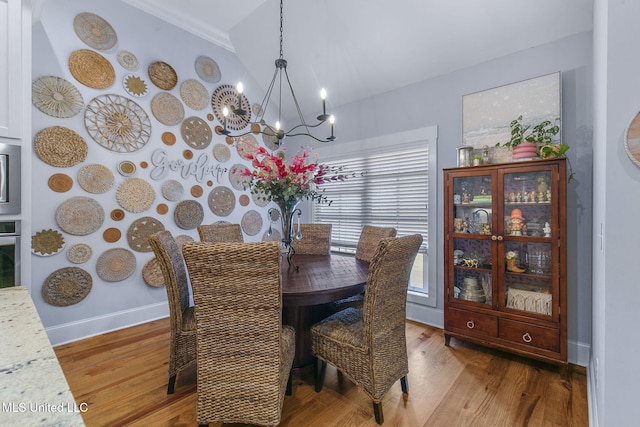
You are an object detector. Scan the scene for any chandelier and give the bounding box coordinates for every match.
[220,0,335,144]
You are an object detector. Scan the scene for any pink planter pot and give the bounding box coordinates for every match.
[512,142,538,160]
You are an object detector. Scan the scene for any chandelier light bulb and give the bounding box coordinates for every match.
[222,106,229,117]
[237,82,244,94]
[275,121,281,131]
[320,88,327,100]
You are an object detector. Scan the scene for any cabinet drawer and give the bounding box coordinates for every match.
[447,308,497,337]
[499,318,559,352]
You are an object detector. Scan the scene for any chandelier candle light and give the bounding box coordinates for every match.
[220,0,336,144]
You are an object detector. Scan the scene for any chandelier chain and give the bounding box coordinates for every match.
[279,0,284,60]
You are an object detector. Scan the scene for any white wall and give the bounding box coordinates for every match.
[592,0,640,425]
[326,33,594,366]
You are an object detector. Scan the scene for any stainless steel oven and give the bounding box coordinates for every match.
[0,220,20,288]
[0,143,21,214]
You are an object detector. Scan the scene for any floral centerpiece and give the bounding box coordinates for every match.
[241,145,353,267]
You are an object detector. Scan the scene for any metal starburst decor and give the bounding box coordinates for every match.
[84,94,151,152]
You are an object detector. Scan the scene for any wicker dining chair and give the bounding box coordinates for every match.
[291,223,332,255]
[311,234,423,425]
[148,230,196,395]
[182,241,295,427]
[197,223,244,243]
[329,225,398,312]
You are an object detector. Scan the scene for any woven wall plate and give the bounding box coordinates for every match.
[262,126,280,151]
[35,126,88,167]
[77,164,115,194]
[85,94,151,153]
[110,208,125,221]
[175,234,194,247]
[156,203,169,214]
[142,257,164,287]
[69,49,115,89]
[241,209,263,236]
[117,160,137,177]
[127,216,165,253]
[103,227,121,243]
[239,194,250,207]
[67,243,92,264]
[32,76,84,118]
[151,92,184,126]
[229,164,251,190]
[161,179,184,201]
[207,186,235,217]
[195,55,221,83]
[148,61,178,90]
[181,116,212,149]
[162,131,176,146]
[180,79,209,110]
[116,178,156,213]
[211,84,251,130]
[190,185,203,198]
[117,50,138,70]
[174,200,204,230]
[73,12,117,51]
[31,229,65,256]
[42,267,92,306]
[96,248,137,282]
[48,173,73,193]
[123,74,149,97]
[251,188,270,207]
[213,143,230,162]
[235,134,259,160]
[56,196,105,236]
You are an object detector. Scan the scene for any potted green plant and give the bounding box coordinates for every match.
[538,142,575,182]
[472,154,482,166]
[497,115,560,160]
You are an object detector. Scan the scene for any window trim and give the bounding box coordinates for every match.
[312,126,438,307]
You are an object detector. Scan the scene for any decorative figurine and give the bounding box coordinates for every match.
[537,176,549,195]
[505,250,525,273]
[546,189,551,202]
[538,191,546,203]
[529,190,537,202]
[509,208,525,236]
[543,222,551,237]
[509,192,516,202]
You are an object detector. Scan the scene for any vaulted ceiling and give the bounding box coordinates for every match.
[121,0,593,120]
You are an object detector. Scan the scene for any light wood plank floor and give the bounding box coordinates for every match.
[54,318,588,427]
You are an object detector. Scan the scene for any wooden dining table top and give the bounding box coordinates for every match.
[280,253,369,307]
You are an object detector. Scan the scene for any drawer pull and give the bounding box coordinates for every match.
[466,320,475,329]
[522,332,532,343]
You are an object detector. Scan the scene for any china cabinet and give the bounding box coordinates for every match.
[443,158,567,368]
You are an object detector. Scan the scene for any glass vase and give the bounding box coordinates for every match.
[276,199,302,269]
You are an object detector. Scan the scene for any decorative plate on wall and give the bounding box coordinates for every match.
[31,229,65,256]
[122,74,149,97]
[180,79,209,110]
[116,50,138,70]
[42,267,92,307]
[34,126,88,167]
[235,134,259,160]
[77,164,115,194]
[241,210,263,236]
[148,61,178,90]
[48,173,73,193]
[174,200,204,230]
[116,178,156,213]
[213,143,230,162]
[55,196,105,236]
[161,180,184,201]
[73,12,117,51]
[67,243,92,264]
[211,84,251,130]
[625,110,640,168]
[229,164,251,190]
[110,208,125,221]
[103,227,121,243]
[208,186,235,217]
[195,55,221,83]
[96,248,137,282]
[68,49,115,89]
[127,216,165,253]
[117,160,137,177]
[32,76,84,118]
[151,92,185,126]
[181,116,212,150]
[85,94,151,153]
[162,131,176,146]
[142,258,164,287]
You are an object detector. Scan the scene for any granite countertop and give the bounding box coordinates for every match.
[0,286,85,426]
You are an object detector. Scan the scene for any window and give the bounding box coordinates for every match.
[312,127,437,307]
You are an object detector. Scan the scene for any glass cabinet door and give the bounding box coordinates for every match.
[450,173,494,307]
[500,168,557,319]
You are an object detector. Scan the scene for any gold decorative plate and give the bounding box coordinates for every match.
[35,126,88,167]
[122,74,148,97]
[31,229,65,256]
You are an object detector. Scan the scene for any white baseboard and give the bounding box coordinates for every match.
[46,302,169,346]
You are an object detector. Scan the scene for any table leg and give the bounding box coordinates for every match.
[282,304,331,379]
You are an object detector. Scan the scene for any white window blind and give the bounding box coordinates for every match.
[312,146,429,252]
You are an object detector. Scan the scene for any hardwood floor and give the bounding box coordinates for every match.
[54,318,588,427]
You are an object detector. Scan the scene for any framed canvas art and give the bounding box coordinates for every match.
[462,72,561,149]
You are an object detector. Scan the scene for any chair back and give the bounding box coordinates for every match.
[355,225,397,262]
[182,241,288,426]
[362,234,422,361]
[197,223,244,243]
[148,231,191,333]
[291,223,332,255]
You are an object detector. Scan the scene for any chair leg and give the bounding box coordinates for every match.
[315,359,327,393]
[286,371,293,396]
[400,376,409,394]
[373,401,384,424]
[167,374,176,394]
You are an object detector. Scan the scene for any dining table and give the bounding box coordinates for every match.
[280,253,369,377]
